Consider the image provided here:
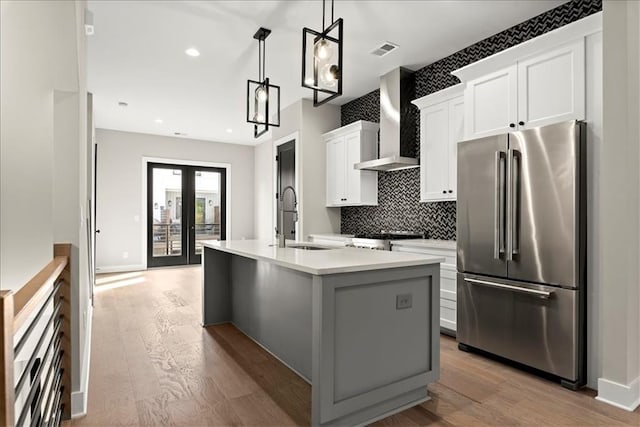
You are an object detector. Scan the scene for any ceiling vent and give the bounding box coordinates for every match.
[370,41,399,57]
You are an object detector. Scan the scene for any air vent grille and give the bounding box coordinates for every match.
[370,42,399,57]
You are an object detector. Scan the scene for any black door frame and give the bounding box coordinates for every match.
[147,162,226,268]
[276,140,296,240]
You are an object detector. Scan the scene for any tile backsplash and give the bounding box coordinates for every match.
[340,0,601,239]
[341,168,456,240]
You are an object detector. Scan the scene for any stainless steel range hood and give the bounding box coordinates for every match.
[355,68,418,172]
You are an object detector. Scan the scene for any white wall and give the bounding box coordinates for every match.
[1,0,92,417]
[259,99,340,241]
[1,0,77,291]
[598,0,640,411]
[299,99,341,238]
[95,129,254,271]
[254,139,274,240]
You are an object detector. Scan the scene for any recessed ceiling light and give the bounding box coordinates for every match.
[185,48,200,57]
[118,101,128,107]
[155,118,163,124]
[226,128,233,133]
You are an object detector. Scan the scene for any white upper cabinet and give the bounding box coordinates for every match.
[413,84,464,202]
[452,13,600,140]
[324,121,378,207]
[517,39,585,129]
[465,65,518,139]
[463,39,585,140]
[326,137,346,206]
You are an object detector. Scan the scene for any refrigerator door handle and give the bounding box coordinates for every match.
[494,151,506,259]
[464,278,553,299]
[507,148,521,260]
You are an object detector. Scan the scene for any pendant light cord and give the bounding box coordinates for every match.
[257,37,266,83]
[321,0,335,30]
[331,0,334,25]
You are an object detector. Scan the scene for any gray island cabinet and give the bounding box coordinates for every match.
[202,240,443,426]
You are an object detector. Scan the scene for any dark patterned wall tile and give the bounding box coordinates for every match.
[341,168,456,240]
[340,0,601,239]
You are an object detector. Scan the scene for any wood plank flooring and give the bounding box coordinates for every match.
[73,266,639,426]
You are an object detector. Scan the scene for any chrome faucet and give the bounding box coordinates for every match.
[278,185,298,248]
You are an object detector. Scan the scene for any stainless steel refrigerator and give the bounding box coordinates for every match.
[456,120,586,389]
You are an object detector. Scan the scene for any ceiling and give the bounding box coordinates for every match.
[87,0,566,145]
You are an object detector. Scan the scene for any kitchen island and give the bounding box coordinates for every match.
[202,240,443,426]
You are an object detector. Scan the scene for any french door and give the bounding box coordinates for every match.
[147,163,226,267]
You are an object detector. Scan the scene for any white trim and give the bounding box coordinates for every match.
[452,12,602,83]
[412,84,464,110]
[71,304,93,418]
[95,264,146,274]
[596,376,640,412]
[141,156,232,269]
[272,132,301,241]
[321,120,378,139]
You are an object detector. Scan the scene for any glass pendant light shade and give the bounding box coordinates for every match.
[246,27,280,138]
[320,63,339,87]
[255,85,268,102]
[314,38,333,60]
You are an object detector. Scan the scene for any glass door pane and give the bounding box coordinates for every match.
[147,164,187,267]
[193,170,222,256]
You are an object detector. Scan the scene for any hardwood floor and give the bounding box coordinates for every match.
[73,266,639,426]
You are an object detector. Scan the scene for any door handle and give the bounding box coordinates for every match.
[494,151,506,260]
[465,278,552,299]
[507,148,520,261]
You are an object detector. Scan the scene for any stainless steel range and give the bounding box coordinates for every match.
[349,231,425,251]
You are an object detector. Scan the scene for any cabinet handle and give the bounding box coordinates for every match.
[518,121,525,126]
[448,190,453,193]
[442,190,447,194]
[509,123,515,128]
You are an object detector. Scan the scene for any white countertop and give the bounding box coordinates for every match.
[203,240,444,275]
[391,239,457,250]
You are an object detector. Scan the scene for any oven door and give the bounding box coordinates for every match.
[457,273,580,382]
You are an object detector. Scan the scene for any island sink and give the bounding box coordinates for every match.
[287,243,335,250]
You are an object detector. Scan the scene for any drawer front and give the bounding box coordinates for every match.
[440,298,456,331]
[457,273,579,381]
[441,266,457,298]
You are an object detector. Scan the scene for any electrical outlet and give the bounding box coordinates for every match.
[396,293,412,310]
[122,251,129,259]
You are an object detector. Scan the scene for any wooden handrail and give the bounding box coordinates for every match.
[1,290,15,427]
[12,257,67,333]
[1,243,72,426]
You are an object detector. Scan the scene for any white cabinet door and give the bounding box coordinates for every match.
[517,39,585,129]
[326,137,345,206]
[465,64,518,139]
[447,96,465,199]
[420,103,449,202]
[344,132,362,204]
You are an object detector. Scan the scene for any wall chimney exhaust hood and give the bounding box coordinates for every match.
[354,68,418,172]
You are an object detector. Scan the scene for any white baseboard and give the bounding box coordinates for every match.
[71,304,93,418]
[596,376,640,412]
[95,264,145,274]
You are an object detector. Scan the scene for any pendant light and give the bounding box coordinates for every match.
[247,27,280,138]
[301,0,343,107]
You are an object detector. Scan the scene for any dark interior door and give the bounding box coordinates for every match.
[147,163,226,267]
[277,141,296,240]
